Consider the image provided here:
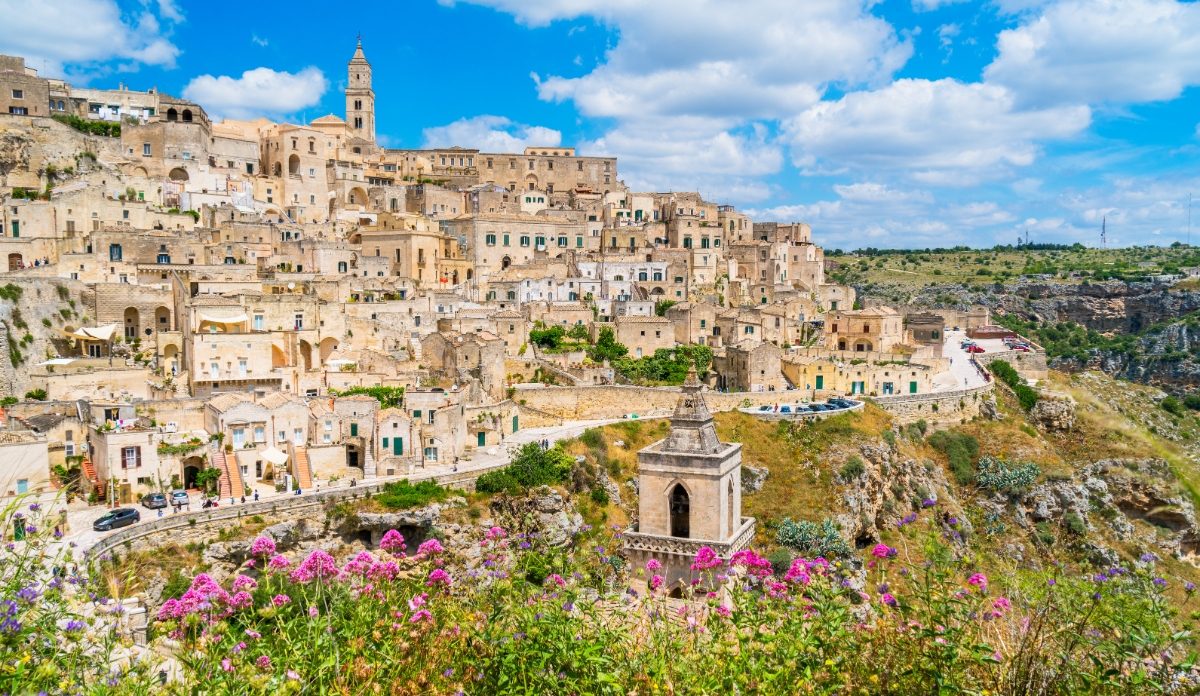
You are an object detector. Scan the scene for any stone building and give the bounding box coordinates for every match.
[825,306,904,353]
[621,368,755,593]
[712,340,784,392]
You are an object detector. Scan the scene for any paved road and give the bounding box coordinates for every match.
[59,417,627,556]
[932,329,989,392]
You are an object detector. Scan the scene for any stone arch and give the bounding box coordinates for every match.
[501,256,512,270]
[123,307,140,340]
[853,339,873,352]
[524,174,538,191]
[669,483,690,538]
[727,477,736,537]
[273,162,282,176]
[271,344,287,368]
[163,344,179,375]
[182,455,204,489]
[6,253,22,271]
[348,187,368,206]
[154,306,171,332]
[166,107,178,122]
[318,337,339,365]
[298,339,313,371]
[181,109,193,123]
[132,166,149,177]
[650,287,665,296]
[288,154,300,175]
[168,167,189,182]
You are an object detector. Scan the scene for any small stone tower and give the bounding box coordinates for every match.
[345,39,375,142]
[622,367,755,592]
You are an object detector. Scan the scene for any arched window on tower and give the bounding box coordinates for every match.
[669,484,690,538]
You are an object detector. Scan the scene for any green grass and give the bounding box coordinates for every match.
[375,479,457,509]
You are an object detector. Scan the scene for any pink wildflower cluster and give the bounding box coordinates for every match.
[690,546,723,572]
[649,575,664,591]
[289,549,339,583]
[485,526,507,541]
[967,573,989,592]
[379,529,407,554]
[231,575,257,592]
[871,543,898,559]
[730,549,773,578]
[250,536,276,557]
[417,539,445,557]
[267,554,291,572]
[426,568,453,588]
[645,558,663,573]
[157,573,244,621]
[784,557,829,585]
[341,551,377,577]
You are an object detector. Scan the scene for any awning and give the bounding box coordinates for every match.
[37,358,75,366]
[72,325,118,341]
[324,359,356,367]
[197,312,249,324]
[260,447,289,466]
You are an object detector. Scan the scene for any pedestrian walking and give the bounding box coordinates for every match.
[253,490,259,501]
[240,495,246,504]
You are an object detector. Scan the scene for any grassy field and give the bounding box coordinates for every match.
[828,243,1200,291]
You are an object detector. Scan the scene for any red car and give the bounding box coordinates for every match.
[967,345,986,354]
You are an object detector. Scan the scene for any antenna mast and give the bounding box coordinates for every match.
[1101,216,1107,249]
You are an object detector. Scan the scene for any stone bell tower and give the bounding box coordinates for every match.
[622,367,756,592]
[345,38,375,143]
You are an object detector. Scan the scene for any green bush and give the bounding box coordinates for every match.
[477,443,572,494]
[23,388,47,401]
[1161,396,1185,416]
[51,113,120,137]
[838,457,866,481]
[375,480,454,510]
[928,430,979,485]
[589,486,610,506]
[587,326,628,363]
[882,430,897,448]
[988,360,1039,411]
[328,385,404,408]
[1183,394,1200,411]
[975,456,1040,493]
[1064,511,1088,536]
[775,518,852,558]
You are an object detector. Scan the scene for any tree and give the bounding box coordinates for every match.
[588,326,627,363]
[654,300,677,317]
[330,386,405,409]
[194,467,222,494]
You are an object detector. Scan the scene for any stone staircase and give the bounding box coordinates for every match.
[291,445,313,491]
[174,370,190,397]
[363,446,377,478]
[408,335,423,362]
[211,442,243,499]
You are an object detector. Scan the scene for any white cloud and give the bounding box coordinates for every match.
[784,78,1090,185]
[913,0,968,10]
[445,0,910,206]
[985,0,1200,107]
[251,34,269,48]
[422,115,562,152]
[937,23,959,59]
[182,67,327,121]
[0,0,181,77]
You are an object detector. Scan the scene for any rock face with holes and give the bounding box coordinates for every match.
[837,441,963,546]
[1030,395,1076,431]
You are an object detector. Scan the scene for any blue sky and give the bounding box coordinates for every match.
[2,0,1199,250]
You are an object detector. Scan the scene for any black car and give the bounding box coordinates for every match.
[140,492,167,509]
[93,508,140,532]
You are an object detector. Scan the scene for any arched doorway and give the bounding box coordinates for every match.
[466,269,473,281]
[348,187,368,207]
[181,109,193,123]
[288,154,300,175]
[7,253,21,271]
[168,167,189,182]
[182,456,204,489]
[669,484,690,538]
[166,108,178,122]
[298,339,313,371]
[501,256,511,270]
[163,344,179,375]
[347,443,361,470]
[318,337,338,365]
[124,307,140,340]
[853,340,872,352]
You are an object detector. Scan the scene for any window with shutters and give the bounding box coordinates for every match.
[121,446,141,469]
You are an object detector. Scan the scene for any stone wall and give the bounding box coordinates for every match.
[974,348,1049,380]
[869,382,994,425]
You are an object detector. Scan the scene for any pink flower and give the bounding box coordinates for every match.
[250,536,276,557]
[221,658,233,673]
[730,549,773,577]
[992,596,1011,614]
[968,573,989,592]
[308,605,319,618]
[342,551,377,577]
[715,604,732,618]
[426,568,452,587]
[290,549,339,583]
[547,573,566,587]
[690,546,723,571]
[287,670,300,680]
[408,593,428,611]
[229,591,253,610]
[271,594,290,606]
[485,526,507,540]
[881,593,898,607]
[256,655,271,670]
[417,539,445,557]
[767,581,789,598]
[409,609,432,623]
[871,543,896,559]
[784,558,813,585]
[379,529,407,553]
[645,558,663,572]
[649,574,664,591]
[231,575,257,592]
[267,554,291,572]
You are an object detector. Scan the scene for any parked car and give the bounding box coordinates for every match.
[93,508,140,532]
[758,405,772,412]
[140,492,167,509]
[967,345,986,354]
[170,490,190,507]
[1013,345,1031,352]
[780,405,792,413]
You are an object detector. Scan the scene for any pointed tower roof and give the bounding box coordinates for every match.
[350,39,369,64]
[659,366,724,454]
